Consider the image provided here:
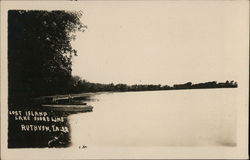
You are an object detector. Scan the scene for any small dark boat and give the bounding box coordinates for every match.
[45,102,87,105]
[41,104,93,112]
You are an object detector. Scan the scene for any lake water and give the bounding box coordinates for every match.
[68,89,237,147]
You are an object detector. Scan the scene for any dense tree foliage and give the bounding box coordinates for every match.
[8,10,86,103]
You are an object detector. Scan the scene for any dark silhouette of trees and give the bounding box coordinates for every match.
[8,10,86,104]
[62,78,238,94]
[191,81,237,89]
[173,82,192,89]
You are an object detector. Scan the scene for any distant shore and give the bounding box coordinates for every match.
[46,80,237,95]
[32,83,237,104]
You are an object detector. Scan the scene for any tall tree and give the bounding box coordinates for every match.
[8,10,86,104]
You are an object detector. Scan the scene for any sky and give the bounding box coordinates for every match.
[71,1,248,85]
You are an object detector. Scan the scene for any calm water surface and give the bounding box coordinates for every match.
[68,89,237,147]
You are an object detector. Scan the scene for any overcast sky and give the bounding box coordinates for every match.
[71,1,248,85]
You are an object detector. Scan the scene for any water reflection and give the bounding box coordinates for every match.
[69,89,237,147]
[9,89,237,148]
[8,94,96,148]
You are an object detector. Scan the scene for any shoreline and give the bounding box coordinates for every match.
[34,86,238,101]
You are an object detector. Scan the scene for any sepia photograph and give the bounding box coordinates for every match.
[1,1,249,159]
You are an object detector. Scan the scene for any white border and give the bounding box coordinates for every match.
[1,1,249,159]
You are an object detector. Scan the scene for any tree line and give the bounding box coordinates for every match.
[67,76,238,93]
